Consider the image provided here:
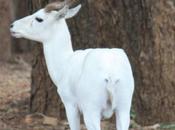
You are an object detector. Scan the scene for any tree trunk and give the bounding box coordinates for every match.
[29,0,65,119]
[131,0,175,124]
[30,0,175,125]
[0,0,12,61]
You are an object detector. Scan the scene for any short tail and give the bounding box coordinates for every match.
[105,77,119,110]
[102,77,119,119]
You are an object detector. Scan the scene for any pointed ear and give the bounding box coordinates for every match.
[56,5,69,19]
[65,4,81,19]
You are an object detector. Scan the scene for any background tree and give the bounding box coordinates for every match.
[28,0,64,119]
[0,0,12,61]
[12,0,33,53]
[29,0,175,125]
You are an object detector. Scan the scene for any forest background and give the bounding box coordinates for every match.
[0,0,175,130]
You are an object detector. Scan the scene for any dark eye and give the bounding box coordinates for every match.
[35,17,43,23]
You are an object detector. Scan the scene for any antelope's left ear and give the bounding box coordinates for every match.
[65,4,81,19]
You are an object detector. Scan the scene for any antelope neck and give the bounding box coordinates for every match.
[43,19,73,84]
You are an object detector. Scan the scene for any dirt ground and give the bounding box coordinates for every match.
[0,56,174,130]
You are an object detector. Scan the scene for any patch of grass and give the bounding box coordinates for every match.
[130,108,136,120]
[160,123,175,130]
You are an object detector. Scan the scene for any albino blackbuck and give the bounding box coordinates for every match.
[10,1,134,130]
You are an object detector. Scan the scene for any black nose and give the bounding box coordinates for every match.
[10,24,14,28]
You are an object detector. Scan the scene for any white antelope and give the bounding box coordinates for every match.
[10,1,134,130]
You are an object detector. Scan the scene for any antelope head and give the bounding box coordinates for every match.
[10,1,81,43]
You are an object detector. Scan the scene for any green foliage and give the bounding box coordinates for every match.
[160,123,175,130]
[130,107,136,120]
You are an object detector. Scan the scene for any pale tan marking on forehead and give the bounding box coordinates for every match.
[45,1,65,12]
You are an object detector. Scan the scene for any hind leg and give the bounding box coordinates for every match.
[115,80,134,130]
[115,107,130,130]
[115,94,132,130]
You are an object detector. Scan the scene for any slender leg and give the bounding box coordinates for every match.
[83,110,101,130]
[115,78,134,130]
[116,109,130,130]
[115,90,132,130]
[64,104,80,130]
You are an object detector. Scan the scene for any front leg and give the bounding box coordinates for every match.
[64,103,80,130]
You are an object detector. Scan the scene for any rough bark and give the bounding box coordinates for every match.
[30,0,175,124]
[135,0,175,124]
[30,45,65,119]
[0,0,12,61]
